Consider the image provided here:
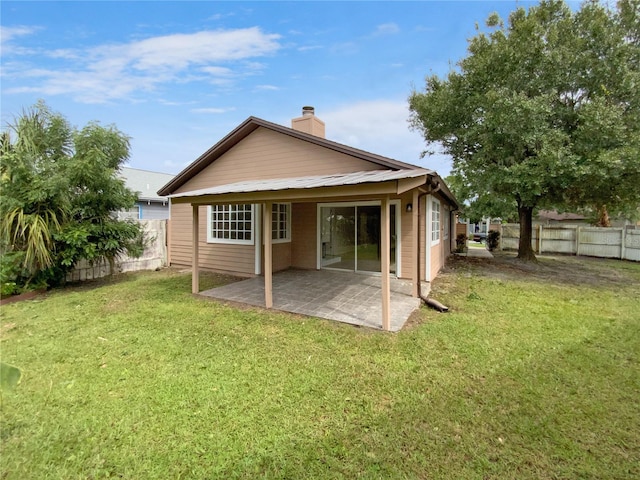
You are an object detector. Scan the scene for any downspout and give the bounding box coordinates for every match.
[418,178,449,312]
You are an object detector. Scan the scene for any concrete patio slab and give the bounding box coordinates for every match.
[200,269,428,331]
[457,246,494,258]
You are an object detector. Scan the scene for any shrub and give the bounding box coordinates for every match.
[455,233,468,253]
[487,230,501,251]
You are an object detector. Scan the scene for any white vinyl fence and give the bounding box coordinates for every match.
[499,224,640,262]
[66,219,168,282]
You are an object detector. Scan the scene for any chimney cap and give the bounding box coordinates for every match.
[302,106,315,116]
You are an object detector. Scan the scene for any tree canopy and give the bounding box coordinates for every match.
[0,101,144,292]
[409,0,640,260]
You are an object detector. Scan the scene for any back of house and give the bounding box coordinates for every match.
[158,107,458,285]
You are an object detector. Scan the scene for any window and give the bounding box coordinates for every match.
[271,203,291,243]
[431,199,440,243]
[208,204,254,244]
[443,206,449,240]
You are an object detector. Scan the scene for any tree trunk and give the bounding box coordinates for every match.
[595,205,611,227]
[517,205,537,262]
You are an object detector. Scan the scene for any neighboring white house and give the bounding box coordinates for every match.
[119,167,175,220]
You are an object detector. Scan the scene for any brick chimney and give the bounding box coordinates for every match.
[291,106,325,138]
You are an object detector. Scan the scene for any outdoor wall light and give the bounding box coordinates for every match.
[406,203,413,213]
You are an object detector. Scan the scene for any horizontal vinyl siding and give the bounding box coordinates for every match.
[175,128,381,194]
[398,192,413,280]
[269,242,291,273]
[430,243,443,281]
[291,203,317,269]
[169,203,255,276]
[139,202,170,220]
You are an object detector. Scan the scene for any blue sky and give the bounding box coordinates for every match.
[2,1,544,177]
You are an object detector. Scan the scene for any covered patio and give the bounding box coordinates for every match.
[173,169,434,331]
[200,269,428,331]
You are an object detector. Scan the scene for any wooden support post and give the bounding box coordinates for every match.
[263,202,273,309]
[192,205,199,294]
[411,189,419,298]
[620,228,626,260]
[381,196,391,331]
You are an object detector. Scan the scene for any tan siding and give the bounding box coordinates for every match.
[269,242,292,273]
[398,192,413,280]
[175,127,381,194]
[291,203,317,269]
[169,203,255,276]
[430,243,442,280]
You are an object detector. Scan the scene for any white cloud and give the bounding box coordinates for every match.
[2,27,282,103]
[0,25,39,43]
[126,29,281,71]
[191,107,236,114]
[0,25,41,55]
[297,45,322,52]
[372,23,400,37]
[321,99,452,176]
[254,84,279,91]
[200,66,234,76]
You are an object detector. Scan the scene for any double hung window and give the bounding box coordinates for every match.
[431,199,441,244]
[271,203,291,243]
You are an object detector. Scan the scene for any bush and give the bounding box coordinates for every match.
[455,233,468,253]
[487,230,501,251]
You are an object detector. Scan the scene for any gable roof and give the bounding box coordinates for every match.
[157,116,422,197]
[120,167,175,203]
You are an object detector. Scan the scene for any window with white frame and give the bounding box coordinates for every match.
[208,204,254,244]
[431,199,441,243]
[443,206,449,240]
[271,203,291,242]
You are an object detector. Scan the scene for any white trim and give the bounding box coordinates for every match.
[254,203,262,275]
[391,199,401,278]
[426,195,432,282]
[268,202,292,245]
[443,205,449,241]
[430,198,441,246]
[206,204,255,245]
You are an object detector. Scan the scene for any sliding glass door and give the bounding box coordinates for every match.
[320,203,396,274]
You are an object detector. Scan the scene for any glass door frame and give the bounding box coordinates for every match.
[316,200,401,276]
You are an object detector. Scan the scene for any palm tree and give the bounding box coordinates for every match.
[0,103,71,284]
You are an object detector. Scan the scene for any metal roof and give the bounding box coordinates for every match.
[169,169,432,199]
[120,167,175,202]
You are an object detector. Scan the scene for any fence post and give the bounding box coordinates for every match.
[621,228,626,260]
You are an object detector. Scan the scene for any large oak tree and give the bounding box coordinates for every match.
[409,0,640,260]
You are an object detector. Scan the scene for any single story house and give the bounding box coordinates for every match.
[119,167,175,220]
[158,107,458,330]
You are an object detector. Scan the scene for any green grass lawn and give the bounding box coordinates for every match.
[1,256,639,479]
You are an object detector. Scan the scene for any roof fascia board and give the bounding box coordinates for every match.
[397,175,428,195]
